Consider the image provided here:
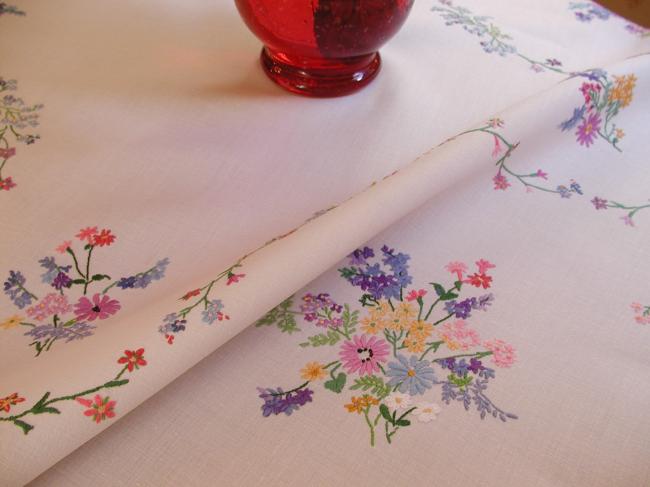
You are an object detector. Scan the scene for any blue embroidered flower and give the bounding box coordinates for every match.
[202,299,225,324]
[3,270,34,309]
[386,354,437,395]
[559,106,586,132]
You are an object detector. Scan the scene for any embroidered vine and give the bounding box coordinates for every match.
[1,227,169,356]
[0,347,147,434]
[590,196,650,226]
[432,1,637,152]
[0,77,43,191]
[256,245,517,447]
[569,2,650,38]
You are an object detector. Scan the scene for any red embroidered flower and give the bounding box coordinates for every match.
[117,348,147,372]
[76,226,98,243]
[226,273,246,286]
[182,289,201,300]
[465,273,493,289]
[92,229,116,247]
[0,392,25,413]
[76,394,116,424]
[165,334,175,345]
[74,293,121,321]
[0,176,16,191]
[0,147,16,159]
[405,289,427,302]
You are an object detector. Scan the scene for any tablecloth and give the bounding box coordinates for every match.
[1,0,649,485]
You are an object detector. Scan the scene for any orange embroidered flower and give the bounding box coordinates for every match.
[0,315,23,330]
[608,74,636,108]
[0,392,26,413]
[408,320,433,340]
[403,336,426,353]
[300,362,327,381]
[76,394,116,423]
[344,395,379,413]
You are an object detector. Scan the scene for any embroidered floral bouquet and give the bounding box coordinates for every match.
[256,245,517,446]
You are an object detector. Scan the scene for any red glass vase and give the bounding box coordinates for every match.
[234,0,414,97]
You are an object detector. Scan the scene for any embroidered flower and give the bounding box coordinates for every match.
[51,272,72,290]
[1,314,23,330]
[386,354,437,396]
[201,299,229,324]
[92,229,116,247]
[226,273,246,285]
[414,402,442,422]
[484,339,516,367]
[26,293,72,321]
[405,289,427,302]
[258,387,313,416]
[475,259,495,275]
[76,394,116,424]
[621,215,635,227]
[300,362,327,381]
[75,226,98,243]
[493,173,510,190]
[608,74,636,108]
[117,348,147,372]
[74,293,121,321]
[408,320,433,340]
[384,392,412,410]
[403,337,426,353]
[0,392,25,413]
[339,335,390,376]
[0,147,16,159]
[3,270,34,309]
[360,311,386,335]
[300,293,343,328]
[344,395,379,413]
[465,272,493,289]
[0,176,16,190]
[55,241,72,254]
[182,289,201,300]
[591,197,608,210]
[445,261,467,281]
[575,112,601,147]
[438,320,481,351]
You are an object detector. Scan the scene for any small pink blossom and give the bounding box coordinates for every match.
[621,215,635,227]
[76,226,98,243]
[493,173,510,191]
[226,273,246,286]
[630,302,643,313]
[634,316,649,325]
[0,177,16,191]
[405,289,427,302]
[445,261,468,281]
[535,169,548,180]
[0,147,16,159]
[55,241,72,254]
[438,320,481,351]
[530,64,543,73]
[74,293,121,321]
[475,259,495,274]
[26,293,73,321]
[491,135,502,157]
[484,339,516,368]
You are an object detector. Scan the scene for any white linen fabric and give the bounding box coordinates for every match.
[0,0,648,485]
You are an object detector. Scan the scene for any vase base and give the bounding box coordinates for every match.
[260,47,381,97]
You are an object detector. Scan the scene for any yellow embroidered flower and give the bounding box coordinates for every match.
[344,395,379,413]
[408,320,433,340]
[608,74,636,108]
[360,314,385,335]
[300,362,327,381]
[395,301,417,320]
[403,337,426,353]
[0,315,23,330]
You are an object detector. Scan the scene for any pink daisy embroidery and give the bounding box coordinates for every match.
[76,394,116,424]
[74,293,121,321]
[339,334,390,376]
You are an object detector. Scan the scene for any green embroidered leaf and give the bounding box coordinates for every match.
[338,267,357,279]
[299,330,340,348]
[379,404,393,423]
[349,375,391,399]
[33,392,51,409]
[448,373,473,390]
[91,274,111,281]
[254,296,300,334]
[440,292,458,301]
[431,283,446,297]
[104,379,129,388]
[341,305,358,336]
[71,279,86,285]
[324,373,347,393]
[33,406,60,415]
[13,419,34,435]
[395,419,411,427]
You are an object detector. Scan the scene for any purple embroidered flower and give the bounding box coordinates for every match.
[591,197,608,210]
[468,358,485,374]
[52,272,72,290]
[24,321,96,344]
[257,386,314,417]
[158,312,187,336]
[202,299,226,325]
[545,58,562,67]
[300,293,343,328]
[116,258,169,290]
[557,185,572,199]
[38,256,71,285]
[116,276,137,289]
[472,293,494,311]
[569,180,583,195]
[575,112,601,147]
[445,299,473,319]
[3,270,34,309]
[559,106,586,132]
[349,247,374,266]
